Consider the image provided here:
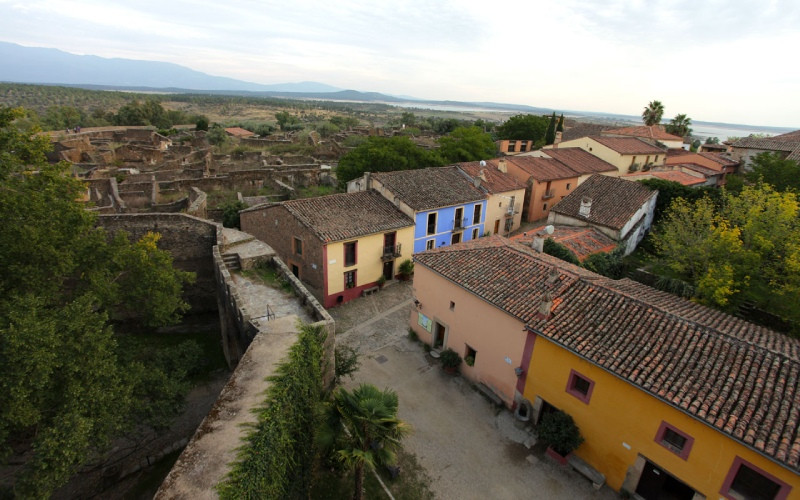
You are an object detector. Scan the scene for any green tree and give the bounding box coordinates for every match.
[642,100,665,126]
[705,136,720,144]
[206,123,229,146]
[0,106,195,496]
[437,126,497,163]
[651,185,800,332]
[195,116,209,131]
[543,238,580,266]
[495,114,549,143]
[665,113,692,137]
[275,111,302,131]
[556,113,564,132]
[221,200,248,229]
[545,112,557,145]
[330,384,409,500]
[336,136,445,188]
[745,152,800,192]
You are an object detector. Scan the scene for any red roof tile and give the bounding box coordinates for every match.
[590,136,666,155]
[502,156,580,181]
[540,148,618,175]
[371,167,486,211]
[603,125,683,142]
[225,127,255,138]
[624,171,706,186]
[456,161,526,194]
[550,175,657,231]
[415,236,800,472]
[512,225,617,260]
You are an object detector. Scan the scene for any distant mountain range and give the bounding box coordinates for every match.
[0,41,793,136]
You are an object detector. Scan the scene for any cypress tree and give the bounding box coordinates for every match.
[545,112,557,145]
[556,113,564,132]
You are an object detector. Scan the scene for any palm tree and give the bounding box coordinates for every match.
[332,384,410,500]
[665,113,693,137]
[642,100,665,126]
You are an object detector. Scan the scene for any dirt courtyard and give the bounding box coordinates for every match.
[330,282,618,500]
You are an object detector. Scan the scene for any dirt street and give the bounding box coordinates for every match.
[330,282,617,500]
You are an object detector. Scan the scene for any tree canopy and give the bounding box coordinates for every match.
[336,135,445,187]
[651,184,800,333]
[0,106,196,496]
[665,113,692,137]
[437,126,497,163]
[495,114,549,144]
[745,151,800,193]
[642,100,665,126]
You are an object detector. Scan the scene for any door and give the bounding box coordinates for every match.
[454,207,464,228]
[433,322,445,349]
[382,260,394,281]
[635,460,695,500]
[291,264,299,278]
[493,219,500,235]
[384,231,396,255]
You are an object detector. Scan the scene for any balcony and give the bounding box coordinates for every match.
[452,217,468,231]
[504,206,517,218]
[542,189,555,200]
[381,243,402,261]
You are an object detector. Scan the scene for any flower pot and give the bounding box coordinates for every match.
[546,446,569,465]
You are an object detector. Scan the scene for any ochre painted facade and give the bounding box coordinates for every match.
[324,227,414,308]
[484,187,526,236]
[522,336,799,498]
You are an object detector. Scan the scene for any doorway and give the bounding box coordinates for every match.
[382,260,394,281]
[454,206,464,228]
[493,219,500,235]
[291,264,299,278]
[433,322,446,349]
[451,232,461,244]
[635,459,695,500]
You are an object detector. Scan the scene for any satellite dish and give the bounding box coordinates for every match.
[479,160,487,167]
[545,225,555,235]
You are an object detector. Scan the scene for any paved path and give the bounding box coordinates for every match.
[329,284,618,500]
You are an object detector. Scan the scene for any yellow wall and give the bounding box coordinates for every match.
[552,138,666,175]
[485,188,526,236]
[523,337,799,498]
[326,226,414,295]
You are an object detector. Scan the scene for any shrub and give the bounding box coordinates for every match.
[399,259,414,278]
[543,238,580,266]
[439,348,462,371]
[537,410,584,456]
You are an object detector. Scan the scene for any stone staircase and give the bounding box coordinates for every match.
[222,253,241,271]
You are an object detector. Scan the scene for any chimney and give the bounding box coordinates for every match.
[579,197,592,217]
[479,169,487,182]
[498,159,507,173]
[531,236,544,253]
[537,291,554,319]
[554,131,563,145]
[364,171,371,190]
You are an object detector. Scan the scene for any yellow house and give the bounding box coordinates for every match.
[455,160,526,236]
[408,236,799,499]
[240,190,414,308]
[549,136,666,175]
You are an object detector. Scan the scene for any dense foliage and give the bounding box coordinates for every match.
[651,185,800,333]
[642,100,665,126]
[217,323,326,499]
[637,178,720,224]
[537,410,584,456]
[543,238,580,266]
[0,106,196,496]
[745,151,800,193]
[336,135,445,187]
[495,113,549,144]
[436,126,497,163]
[665,113,692,137]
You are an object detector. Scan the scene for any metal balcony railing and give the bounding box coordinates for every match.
[382,243,402,260]
[453,217,468,230]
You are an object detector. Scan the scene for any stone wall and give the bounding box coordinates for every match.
[97,214,220,313]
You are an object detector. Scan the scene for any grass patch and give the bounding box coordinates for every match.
[241,263,295,295]
[294,184,341,199]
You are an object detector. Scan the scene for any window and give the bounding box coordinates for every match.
[427,212,437,235]
[566,183,571,190]
[543,203,548,211]
[449,301,455,310]
[508,141,516,152]
[565,369,594,404]
[465,345,477,367]
[472,228,479,240]
[426,239,435,250]
[519,140,528,151]
[473,204,482,224]
[344,241,357,267]
[630,156,637,166]
[720,457,790,500]
[655,421,694,459]
[293,237,303,256]
[344,270,356,289]
[451,232,461,245]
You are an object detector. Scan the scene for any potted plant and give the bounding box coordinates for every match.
[439,348,462,374]
[398,259,414,281]
[464,355,475,367]
[377,275,387,288]
[537,410,584,465]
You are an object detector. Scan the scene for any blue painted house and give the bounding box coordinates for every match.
[348,167,487,253]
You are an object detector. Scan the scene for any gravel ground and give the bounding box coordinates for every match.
[329,281,618,500]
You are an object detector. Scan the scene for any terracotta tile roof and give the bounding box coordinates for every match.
[550,175,656,231]
[623,171,706,186]
[540,148,618,175]
[667,148,694,158]
[561,123,610,142]
[603,125,683,142]
[224,127,256,138]
[416,236,800,473]
[697,152,738,167]
[502,156,580,181]
[371,166,486,211]
[590,136,666,155]
[243,190,413,242]
[512,225,617,260]
[455,161,526,194]
[772,130,800,142]
[731,137,798,152]
[679,163,724,177]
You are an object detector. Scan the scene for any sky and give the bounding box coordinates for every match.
[1,0,799,128]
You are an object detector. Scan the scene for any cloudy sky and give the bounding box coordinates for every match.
[1,0,798,127]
